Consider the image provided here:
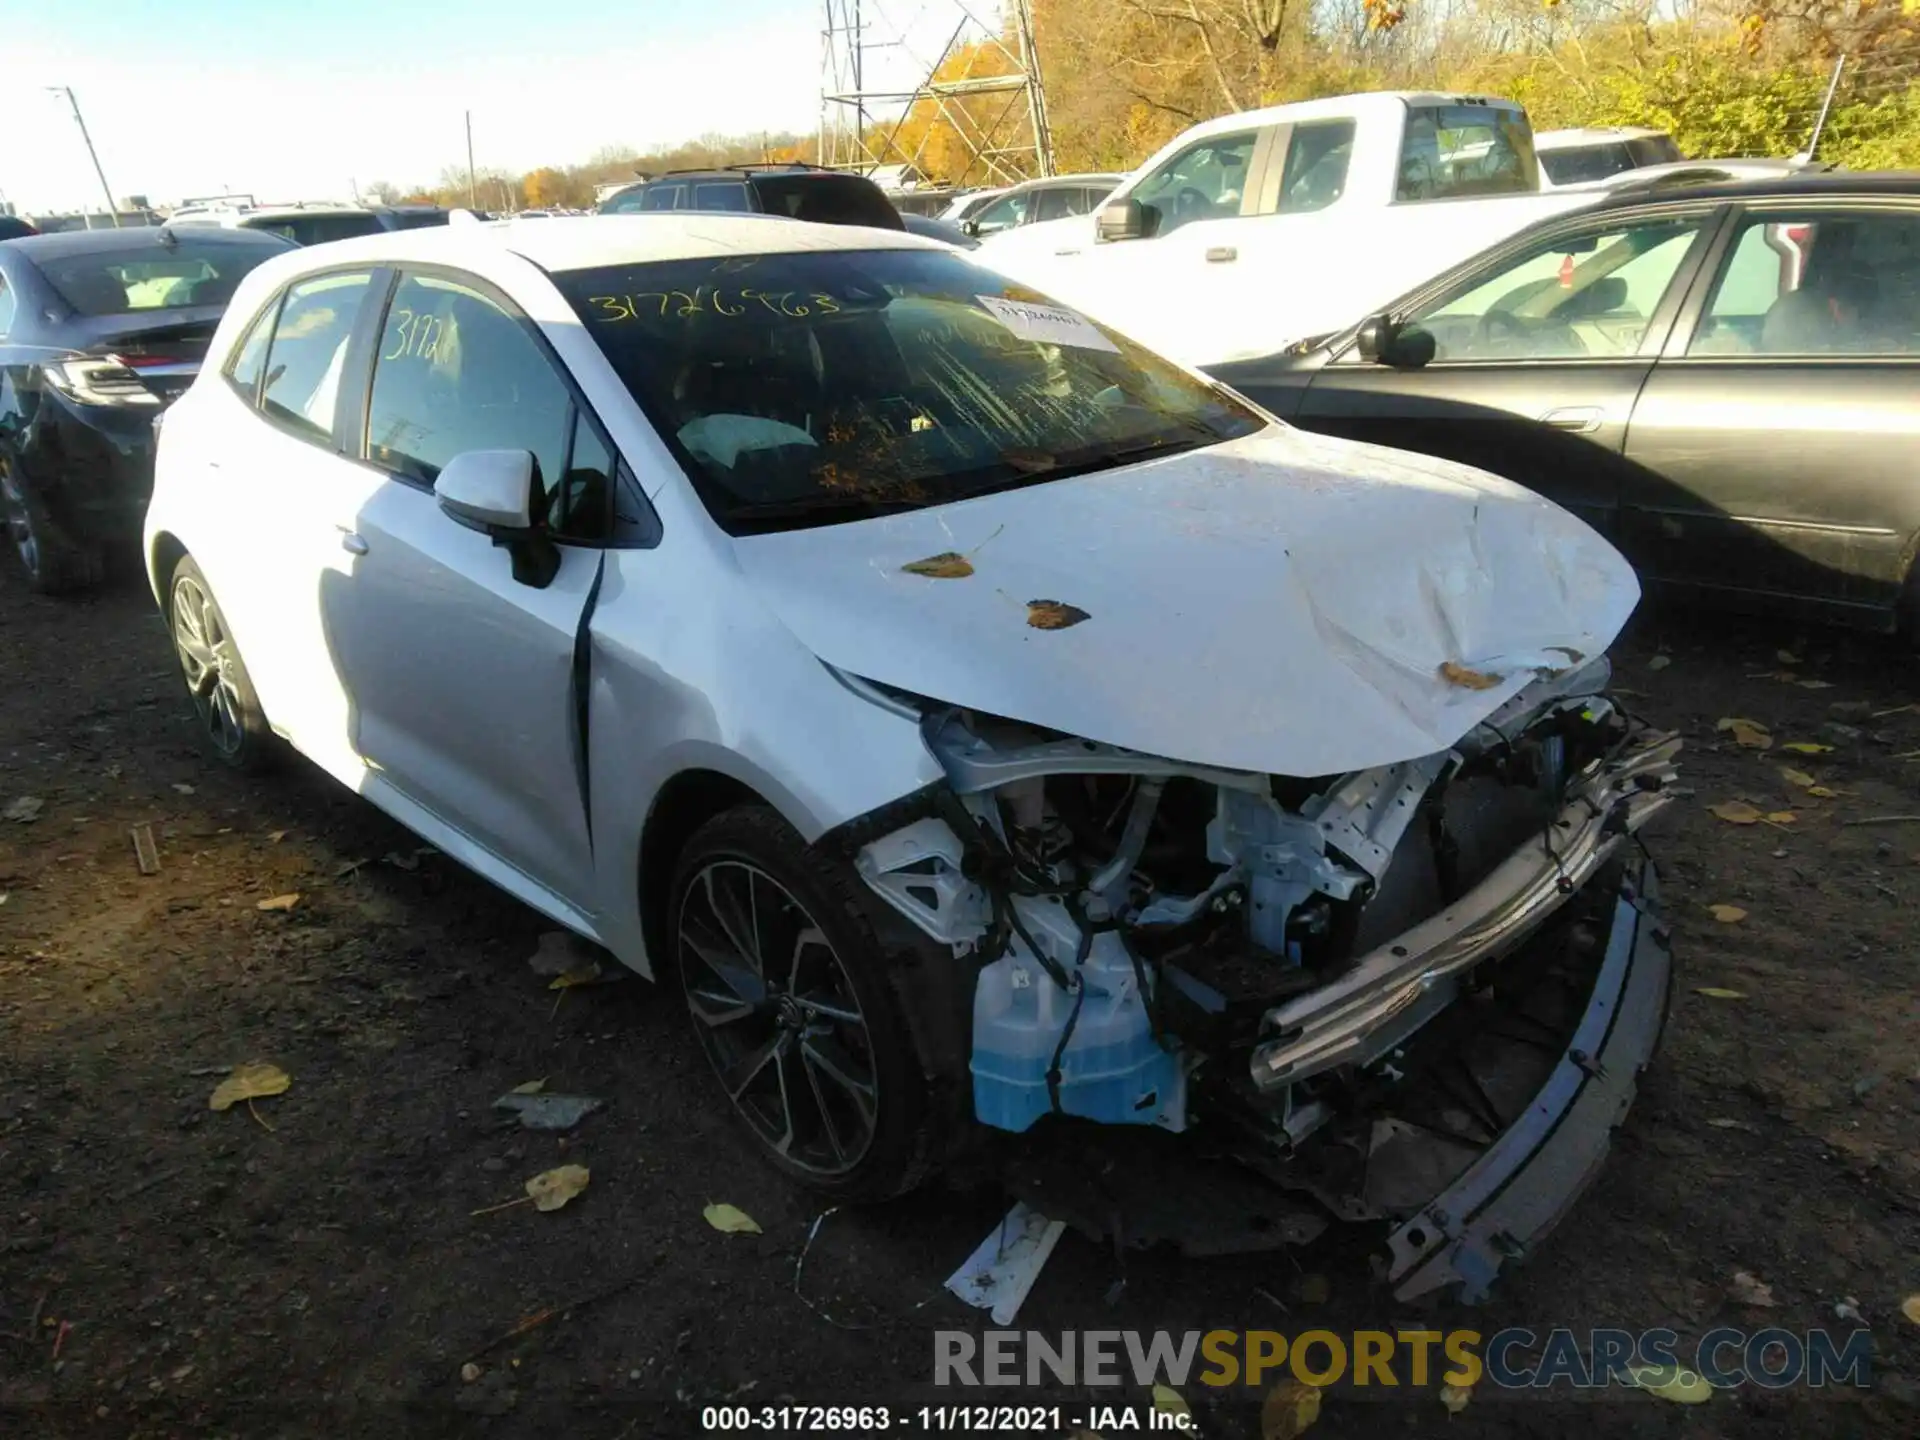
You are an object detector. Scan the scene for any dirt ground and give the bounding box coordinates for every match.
[3,556,1918,1440]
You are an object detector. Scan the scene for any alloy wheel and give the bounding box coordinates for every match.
[676,860,879,1177]
[170,572,246,759]
[0,458,39,579]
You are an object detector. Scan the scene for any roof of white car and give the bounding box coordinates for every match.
[1534,127,1669,149]
[1175,90,1524,145]
[248,214,942,276]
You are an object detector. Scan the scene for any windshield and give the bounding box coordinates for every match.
[554,248,1263,534]
[38,239,284,316]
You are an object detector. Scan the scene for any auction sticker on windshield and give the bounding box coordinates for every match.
[976,296,1119,352]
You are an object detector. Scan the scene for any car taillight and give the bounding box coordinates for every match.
[43,357,162,407]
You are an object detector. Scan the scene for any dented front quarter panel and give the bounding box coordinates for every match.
[728,424,1640,778]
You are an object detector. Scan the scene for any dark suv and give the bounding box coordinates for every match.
[597,165,904,231]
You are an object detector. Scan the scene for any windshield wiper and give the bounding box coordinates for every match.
[724,491,928,529]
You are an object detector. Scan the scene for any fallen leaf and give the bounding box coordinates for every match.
[1764,810,1797,825]
[1696,986,1747,999]
[267,829,288,843]
[255,893,301,912]
[1260,1376,1322,1440]
[1729,1270,1777,1307]
[171,783,196,795]
[547,961,606,990]
[1797,679,1834,690]
[1438,660,1502,690]
[3,796,44,823]
[1648,654,1672,671]
[1716,717,1773,750]
[209,1062,291,1112]
[460,1362,483,1383]
[1780,767,1816,788]
[1776,649,1800,665]
[1151,1385,1192,1424]
[1782,742,1834,754]
[1805,786,1843,799]
[1709,801,1762,825]
[510,1079,546,1095]
[1026,599,1090,631]
[1707,1117,1756,1131]
[384,850,420,871]
[525,1164,590,1213]
[1708,904,1748,923]
[1439,1381,1472,1415]
[704,1202,762,1234]
[901,551,975,579]
[1900,1294,1920,1326]
[1629,1363,1712,1404]
[1293,1272,1330,1304]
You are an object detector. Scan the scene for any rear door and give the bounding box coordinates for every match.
[1292,206,1721,541]
[1623,200,1920,621]
[318,266,607,908]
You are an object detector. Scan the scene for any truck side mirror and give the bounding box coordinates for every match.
[1096,198,1148,243]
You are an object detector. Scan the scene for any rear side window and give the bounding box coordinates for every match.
[224,296,279,403]
[246,214,384,246]
[1397,105,1538,201]
[1275,119,1356,214]
[1033,186,1079,223]
[639,184,684,212]
[690,181,753,213]
[261,271,374,441]
[38,239,284,316]
[365,271,572,493]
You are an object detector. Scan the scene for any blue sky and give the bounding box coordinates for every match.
[4,0,946,211]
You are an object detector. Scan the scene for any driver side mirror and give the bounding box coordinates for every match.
[1096,198,1148,243]
[434,449,561,588]
[1354,313,1436,369]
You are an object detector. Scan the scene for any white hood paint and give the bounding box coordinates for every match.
[732,427,1640,777]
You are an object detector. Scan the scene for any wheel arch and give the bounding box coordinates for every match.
[636,768,764,969]
[148,530,188,610]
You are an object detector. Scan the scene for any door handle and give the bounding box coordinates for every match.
[338,529,368,556]
[1205,246,1238,263]
[1540,406,1603,434]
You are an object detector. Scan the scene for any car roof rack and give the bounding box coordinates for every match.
[658,163,834,178]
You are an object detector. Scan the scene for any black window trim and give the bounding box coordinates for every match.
[220,288,287,410]
[348,260,660,550]
[250,264,384,451]
[1661,195,1920,361]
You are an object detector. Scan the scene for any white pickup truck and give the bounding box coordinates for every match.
[978,91,1603,366]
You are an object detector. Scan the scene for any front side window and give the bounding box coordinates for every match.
[224,296,279,403]
[1276,120,1356,214]
[38,239,284,316]
[1397,105,1538,202]
[365,272,572,495]
[1130,132,1260,237]
[260,271,374,440]
[554,248,1264,536]
[1396,218,1704,362]
[639,184,685,212]
[1033,186,1080,223]
[970,191,1030,234]
[1691,210,1920,356]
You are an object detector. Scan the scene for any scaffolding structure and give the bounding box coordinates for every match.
[819,0,1055,187]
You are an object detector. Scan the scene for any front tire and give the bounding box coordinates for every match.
[669,806,933,1202]
[167,555,279,772]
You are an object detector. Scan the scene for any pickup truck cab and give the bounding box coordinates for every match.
[978,91,1601,365]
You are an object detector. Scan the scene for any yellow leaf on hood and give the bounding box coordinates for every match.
[1629,1363,1712,1404]
[901,551,975,579]
[1715,717,1772,750]
[209,1062,291,1111]
[1708,904,1748,923]
[1709,801,1762,825]
[704,1202,762,1234]
[525,1164,590,1212]
[1438,660,1502,690]
[1260,1377,1322,1439]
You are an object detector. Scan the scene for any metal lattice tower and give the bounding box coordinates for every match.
[819,0,1055,186]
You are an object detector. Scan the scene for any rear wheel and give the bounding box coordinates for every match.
[669,806,933,1202]
[0,448,102,595]
[167,555,278,772]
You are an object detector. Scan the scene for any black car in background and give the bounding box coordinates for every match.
[0,216,38,242]
[0,225,292,592]
[1208,174,1920,633]
[597,164,905,230]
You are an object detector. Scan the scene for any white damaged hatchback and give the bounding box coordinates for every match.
[145,215,1679,1300]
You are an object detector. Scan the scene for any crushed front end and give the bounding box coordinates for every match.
[848,657,1679,1299]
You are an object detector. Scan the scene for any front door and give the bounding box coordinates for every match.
[1294,210,1720,543]
[317,267,612,908]
[1623,202,1920,621]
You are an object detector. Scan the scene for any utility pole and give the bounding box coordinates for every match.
[1805,53,1847,163]
[465,111,478,209]
[48,87,121,227]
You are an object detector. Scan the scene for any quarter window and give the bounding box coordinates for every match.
[224,296,279,404]
[365,271,574,507]
[260,271,374,441]
[1130,131,1260,237]
[1396,219,1703,362]
[1691,210,1920,356]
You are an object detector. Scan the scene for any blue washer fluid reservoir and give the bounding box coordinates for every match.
[970,894,1187,1133]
